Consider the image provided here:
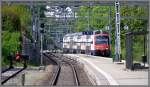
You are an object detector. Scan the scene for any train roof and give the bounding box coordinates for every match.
[64,32,82,37]
[64,30,108,37]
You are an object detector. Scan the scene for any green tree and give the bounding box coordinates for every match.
[2,5,31,66]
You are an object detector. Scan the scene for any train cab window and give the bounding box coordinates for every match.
[95,31,101,34]
[95,36,109,44]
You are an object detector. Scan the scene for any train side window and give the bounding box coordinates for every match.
[63,37,65,39]
[86,35,90,39]
[77,35,81,39]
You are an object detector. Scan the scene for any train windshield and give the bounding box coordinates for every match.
[95,36,109,44]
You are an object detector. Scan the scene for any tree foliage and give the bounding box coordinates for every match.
[76,6,111,31]
[2,5,31,26]
[2,5,31,66]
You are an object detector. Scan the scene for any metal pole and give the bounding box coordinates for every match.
[115,2,121,62]
[21,73,25,86]
[64,9,67,34]
[73,7,76,33]
[147,5,149,65]
[40,30,43,66]
[88,3,90,31]
[109,6,112,57]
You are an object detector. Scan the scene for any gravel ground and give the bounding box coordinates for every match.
[74,64,93,86]
[24,65,53,85]
[56,64,76,86]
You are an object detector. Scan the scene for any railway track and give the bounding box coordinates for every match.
[1,67,26,85]
[43,53,79,86]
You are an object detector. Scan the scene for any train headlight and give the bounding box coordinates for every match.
[106,48,108,50]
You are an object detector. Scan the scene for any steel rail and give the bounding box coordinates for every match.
[69,62,80,86]
[43,53,61,86]
[50,53,79,86]
[2,67,13,73]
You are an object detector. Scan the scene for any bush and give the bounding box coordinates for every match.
[2,31,21,66]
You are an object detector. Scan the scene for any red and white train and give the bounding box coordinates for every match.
[63,30,110,56]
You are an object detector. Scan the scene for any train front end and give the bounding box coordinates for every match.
[94,34,110,57]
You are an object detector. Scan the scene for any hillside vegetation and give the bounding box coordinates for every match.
[2,5,31,66]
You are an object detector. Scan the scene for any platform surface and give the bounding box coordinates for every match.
[64,54,148,85]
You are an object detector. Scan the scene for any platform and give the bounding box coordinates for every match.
[64,54,148,85]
